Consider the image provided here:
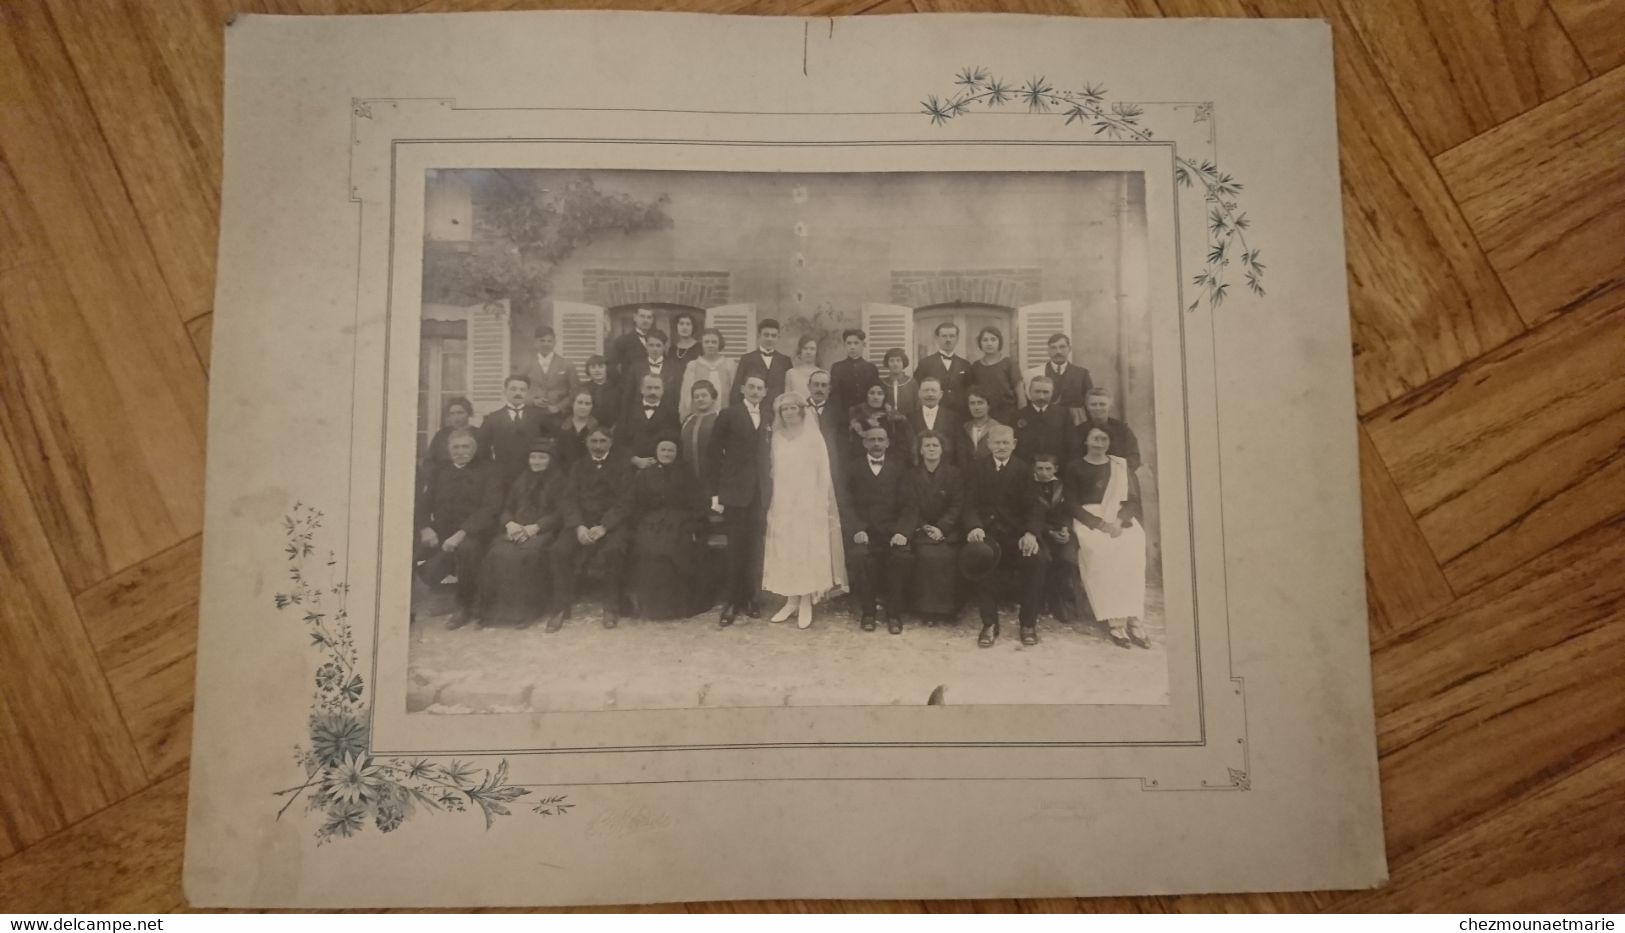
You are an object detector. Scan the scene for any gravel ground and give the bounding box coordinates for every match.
[407,584,1168,712]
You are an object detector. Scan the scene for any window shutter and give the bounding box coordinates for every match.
[1017,300,1072,379]
[706,303,757,360]
[467,299,512,421]
[551,300,606,382]
[860,303,913,366]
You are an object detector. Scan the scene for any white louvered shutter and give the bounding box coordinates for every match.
[551,300,605,382]
[861,303,913,366]
[467,299,513,419]
[706,303,757,360]
[1017,300,1072,379]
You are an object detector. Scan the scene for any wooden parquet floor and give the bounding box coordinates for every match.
[1,0,1622,914]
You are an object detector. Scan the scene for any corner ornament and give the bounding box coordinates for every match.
[925,68,1265,311]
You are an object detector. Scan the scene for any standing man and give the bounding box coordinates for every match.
[1012,375,1074,463]
[478,374,552,488]
[730,318,792,409]
[618,328,683,425]
[840,426,917,634]
[1078,386,1142,472]
[828,328,878,417]
[547,426,631,631]
[708,373,771,626]
[521,326,577,417]
[1027,333,1094,413]
[619,374,682,470]
[806,368,845,486]
[905,376,962,466]
[415,428,502,630]
[961,425,1047,647]
[914,322,974,416]
[608,306,657,387]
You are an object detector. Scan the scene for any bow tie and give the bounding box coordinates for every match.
[868,458,884,466]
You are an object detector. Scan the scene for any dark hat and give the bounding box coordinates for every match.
[958,539,1002,581]
[529,436,557,454]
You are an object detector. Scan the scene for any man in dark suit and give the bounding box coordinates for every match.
[828,328,879,418]
[607,306,656,387]
[840,425,918,633]
[905,375,963,466]
[961,425,1047,647]
[708,373,771,625]
[1012,374,1075,464]
[618,328,684,426]
[1027,332,1094,413]
[477,374,553,488]
[414,428,502,630]
[618,373,683,470]
[1079,386,1143,473]
[806,368,846,488]
[547,426,632,631]
[913,321,974,415]
[730,318,792,409]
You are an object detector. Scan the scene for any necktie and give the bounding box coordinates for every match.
[509,407,520,421]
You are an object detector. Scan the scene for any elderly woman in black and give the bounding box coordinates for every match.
[628,437,706,619]
[905,430,965,624]
[476,436,563,629]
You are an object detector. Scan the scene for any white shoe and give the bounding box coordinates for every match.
[770,595,799,623]
[796,598,813,630]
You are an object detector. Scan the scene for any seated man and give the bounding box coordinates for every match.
[414,428,502,630]
[960,425,1046,647]
[1031,452,1082,626]
[547,425,632,631]
[839,425,917,633]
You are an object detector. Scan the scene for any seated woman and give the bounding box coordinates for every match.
[905,430,965,624]
[555,388,599,466]
[628,437,706,620]
[959,386,1006,467]
[1065,423,1149,648]
[476,437,563,629]
[847,380,914,464]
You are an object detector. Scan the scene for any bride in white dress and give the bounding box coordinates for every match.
[761,391,847,629]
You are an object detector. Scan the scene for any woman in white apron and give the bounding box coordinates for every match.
[1065,424,1149,648]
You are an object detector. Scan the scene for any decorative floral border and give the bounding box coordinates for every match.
[270,504,571,843]
[925,68,1265,311]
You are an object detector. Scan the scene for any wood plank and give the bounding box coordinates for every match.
[1343,751,1625,911]
[1364,300,1625,594]
[0,770,189,913]
[0,3,207,589]
[915,0,1162,12]
[75,537,202,780]
[1370,512,1625,863]
[1340,0,1588,156]
[187,312,213,374]
[1154,0,1528,413]
[0,434,148,859]
[1549,0,1625,73]
[1358,426,1452,639]
[1434,64,1625,327]
[42,0,223,321]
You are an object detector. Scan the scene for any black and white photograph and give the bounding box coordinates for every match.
[407,167,1166,711]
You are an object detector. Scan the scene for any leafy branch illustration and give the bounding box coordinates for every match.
[271,503,560,842]
[924,68,1265,310]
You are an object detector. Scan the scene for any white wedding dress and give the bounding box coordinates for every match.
[761,414,847,599]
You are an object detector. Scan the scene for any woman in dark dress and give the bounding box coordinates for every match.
[476,437,563,629]
[581,354,618,430]
[628,438,705,619]
[847,381,914,465]
[906,430,965,623]
[968,325,1024,424]
[669,311,703,369]
[422,396,483,474]
[554,389,599,466]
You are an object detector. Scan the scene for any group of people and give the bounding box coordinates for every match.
[414,307,1151,649]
